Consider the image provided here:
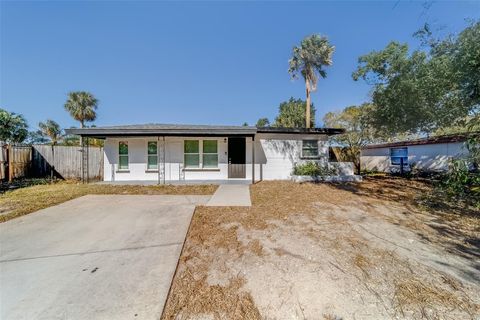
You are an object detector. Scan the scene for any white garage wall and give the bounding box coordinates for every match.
[360,141,468,172]
[256,133,329,180]
[103,134,330,181]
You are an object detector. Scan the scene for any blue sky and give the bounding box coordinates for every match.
[1,1,478,130]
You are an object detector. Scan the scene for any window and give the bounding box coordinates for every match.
[202,140,218,168]
[184,140,200,168]
[147,141,158,170]
[390,147,408,165]
[302,140,319,158]
[183,140,219,169]
[118,141,129,170]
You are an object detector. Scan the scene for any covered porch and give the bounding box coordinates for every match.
[68,124,258,184]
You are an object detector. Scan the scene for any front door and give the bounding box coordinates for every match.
[228,137,246,178]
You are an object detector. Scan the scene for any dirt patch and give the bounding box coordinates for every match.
[162,179,480,319]
[0,181,217,222]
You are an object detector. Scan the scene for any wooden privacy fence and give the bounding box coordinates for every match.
[0,144,103,181]
[32,145,103,180]
[0,144,33,181]
[0,143,6,180]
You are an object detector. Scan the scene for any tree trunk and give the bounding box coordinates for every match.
[79,121,84,146]
[305,78,311,128]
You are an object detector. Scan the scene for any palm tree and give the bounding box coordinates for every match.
[288,34,335,128]
[38,119,63,179]
[38,119,62,145]
[64,91,98,128]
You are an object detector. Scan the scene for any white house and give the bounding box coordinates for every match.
[360,133,477,173]
[66,124,351,183]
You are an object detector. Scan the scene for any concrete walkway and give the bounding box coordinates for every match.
[0,194,210,320]
[206,184,252,206]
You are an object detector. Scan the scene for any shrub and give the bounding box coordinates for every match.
[437,159,480,207]
[293,161,338,176]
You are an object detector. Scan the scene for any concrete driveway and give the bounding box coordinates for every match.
[0,194,210,320]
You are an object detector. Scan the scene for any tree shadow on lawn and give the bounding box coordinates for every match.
[326,176,480,284]
[0,178,54,194]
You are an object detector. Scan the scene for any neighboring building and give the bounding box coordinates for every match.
[360,132,478,173]
[65,124,352,183]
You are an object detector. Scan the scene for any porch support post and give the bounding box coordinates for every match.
[162,136,166,184]
[86,137,89,184]
[251,135,255,184]
[157,136,160,185]
[81,136,89,184]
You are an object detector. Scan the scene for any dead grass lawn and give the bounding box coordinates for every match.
[162,178,479,320]
[0,181,217,222]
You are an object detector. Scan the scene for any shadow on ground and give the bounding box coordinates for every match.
[326,176,480,285]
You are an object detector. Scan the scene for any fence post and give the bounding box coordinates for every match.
[51,145,55,180]
[8,144,13,183]
[0,143,5,181]
[81,137,89,183]
[29,146,33,177]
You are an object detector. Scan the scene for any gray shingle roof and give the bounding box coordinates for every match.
[87,123,257,130]
[65,123,257,137]
[64,123,344,138]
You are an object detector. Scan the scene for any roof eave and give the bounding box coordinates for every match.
[64,128,257,138]
[64,126,346,138]
[362,132,480,149]
[256,127,345,135]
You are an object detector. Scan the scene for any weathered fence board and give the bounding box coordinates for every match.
[1,144,103,181]
[0,143,6,180]
[1,145,33,181]
[32,145,103,180]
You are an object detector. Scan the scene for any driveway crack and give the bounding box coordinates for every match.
[0,242,182,263]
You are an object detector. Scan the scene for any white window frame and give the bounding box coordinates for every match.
[202,140,218,169]
[183,139,219,169]
[301,140,319,158]
[184,140,200,168]
[146,141,158,171]
[118,141,129,171]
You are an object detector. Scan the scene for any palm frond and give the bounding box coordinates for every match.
[64,91,99,126]
[289,34,335,88]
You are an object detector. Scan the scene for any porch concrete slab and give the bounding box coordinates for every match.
[96,180,251,186]
[206,184,252,207]
[0,195,210,320]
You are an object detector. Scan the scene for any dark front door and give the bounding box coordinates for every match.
[228,137,246,178]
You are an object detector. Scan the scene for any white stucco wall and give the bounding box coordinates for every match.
[104,137,229,181]
[103,134,330,181]
[360,141,468,172]
[256,133,328,180]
